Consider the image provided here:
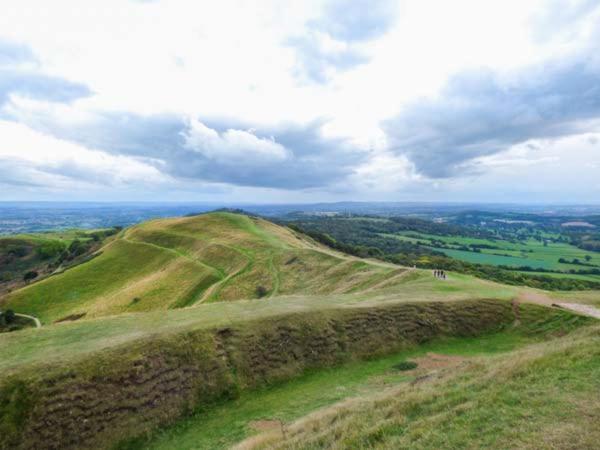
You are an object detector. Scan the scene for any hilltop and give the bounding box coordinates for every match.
[1,212,417,324]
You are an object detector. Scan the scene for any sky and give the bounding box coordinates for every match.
[0,0,599,204]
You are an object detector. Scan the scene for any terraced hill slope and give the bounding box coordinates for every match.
[1,212,414,323]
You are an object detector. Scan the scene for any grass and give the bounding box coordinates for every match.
[2,213,421,323]
[0,270,524,374]
[384,231,600,273]
[119,312,592,450]
[243,322,600,450]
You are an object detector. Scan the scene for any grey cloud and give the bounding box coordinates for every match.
[384,57,600,178]
[11,110,365,190]
[0,70,91,105]
[0,38,91,106]
[286,34,367,84]
[288,0,398,84]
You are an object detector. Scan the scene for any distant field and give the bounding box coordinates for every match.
[383,231,600,275]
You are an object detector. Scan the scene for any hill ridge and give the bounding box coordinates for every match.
[1,212,411,323]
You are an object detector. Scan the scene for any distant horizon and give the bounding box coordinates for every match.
[2,200,600,207]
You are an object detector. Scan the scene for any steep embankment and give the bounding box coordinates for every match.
[2,213,411,323]
[1,299,582,450]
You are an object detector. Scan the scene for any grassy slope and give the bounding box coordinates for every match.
[243,321,600,450]
[2,213,415,323]
[128,309,589,450]
[0,270,519,374]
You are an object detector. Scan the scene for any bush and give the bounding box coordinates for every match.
[2,309,16,324]
[37,240,67,259]
[256,286,268,298]
[23,271,38,282]
[393,361,418,371]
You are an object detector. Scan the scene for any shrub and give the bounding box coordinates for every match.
[3,309,16,324]
[256,286,268,298]
[393,361,418,371]
[37,241,66,259]
[23,271,38,282]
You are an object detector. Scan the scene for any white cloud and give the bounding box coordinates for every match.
[182,119,290,163]
[0,120,166,189]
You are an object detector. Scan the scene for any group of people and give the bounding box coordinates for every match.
[433,269,447,280]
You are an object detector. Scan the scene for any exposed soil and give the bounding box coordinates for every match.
[55,313,87,323]
[517,291,600,319]
[554,303,600,319]
[411,353,467,372]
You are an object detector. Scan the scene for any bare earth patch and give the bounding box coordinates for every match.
[517,291,600,319]
[411,352,467,372]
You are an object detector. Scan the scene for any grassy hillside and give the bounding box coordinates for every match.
[2,297,590,450]
[1,212,419,323]
[0,229,116,294]
[241,322,600,450]
[123,308,593,450]
[1,212,598,450]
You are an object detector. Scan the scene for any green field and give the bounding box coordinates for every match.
[383,231,600,279]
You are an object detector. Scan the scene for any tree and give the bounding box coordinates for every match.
[585,255,592,262]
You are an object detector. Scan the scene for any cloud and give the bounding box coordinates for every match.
[5,102,365,189]
[0,120,166,191]
[0,39,35,67]
[311,0,398,42]
[288,0,398,83]
[287,33,368,84]
[384,55,600,178]
[0,38,91,106]
[531,0,600,43]
[0,70,91,105]
[182,118,290,163]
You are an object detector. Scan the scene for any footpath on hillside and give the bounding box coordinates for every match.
[517,291,600,319]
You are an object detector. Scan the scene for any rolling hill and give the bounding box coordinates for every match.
[0,212,598,450]
[1,212,416,323]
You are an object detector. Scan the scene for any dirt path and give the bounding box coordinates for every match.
[15,313,41,328]
[516,291,600,319]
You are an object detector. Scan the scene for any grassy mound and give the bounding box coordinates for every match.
[4,299,578,450]
[2,213,419,323]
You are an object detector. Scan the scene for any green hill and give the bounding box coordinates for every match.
[0,212,598,450]
[1,212,420,323]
